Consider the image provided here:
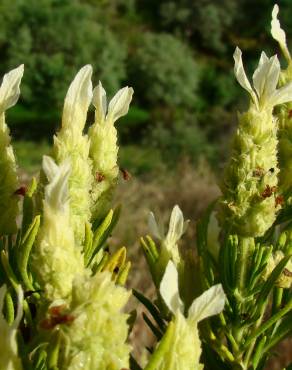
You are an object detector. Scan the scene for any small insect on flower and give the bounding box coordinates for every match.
[13,186,27,196]
[49,304,67,316]
[96,172,105,182]
[283,268,292,277]
[261,185,277,199]
[253,167,265,177]
[120,168,131,181]
[40,305,75,330]
[275,195,284,207]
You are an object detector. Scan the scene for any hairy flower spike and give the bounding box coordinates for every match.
[0,285,23,370]
[89,82,133,222]
[0,65,24,235]
[53,65,93,245]
[220,48,292,237]
[271,5,292,193]
[146,261,225,370]
[59,272,131,370]
[32,156,84,302]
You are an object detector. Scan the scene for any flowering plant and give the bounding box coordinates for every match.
[0,4,291,370]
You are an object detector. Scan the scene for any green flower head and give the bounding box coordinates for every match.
[220,48,292,237]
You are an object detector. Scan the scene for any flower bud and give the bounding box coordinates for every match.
[147,205,189,285]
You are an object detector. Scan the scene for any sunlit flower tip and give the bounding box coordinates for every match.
[271,4,291,62]
[42,155,71,211]
[148,211,164,240]
[92,81,107,123]
[106,85,134,123]
[165,205,189,246]
[0,64,24,112]
[62,64,93,130]
[160,260,184,314]
[233,47,292,110]
[149,205,188,244]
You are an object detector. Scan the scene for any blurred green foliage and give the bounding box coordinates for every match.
[1,0,292,173]
[130,33,198,108]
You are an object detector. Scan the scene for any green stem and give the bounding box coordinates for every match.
[236,237,252,293]
[4,290,14,324]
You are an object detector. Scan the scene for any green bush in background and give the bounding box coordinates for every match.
[1,0,292,173]
[130,32,198,108]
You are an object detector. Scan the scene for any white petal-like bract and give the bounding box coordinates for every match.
[188,284,225,324]
[160,261,184,314]
[42,156,71,211]
[107,86,134,123]
[92,81,107,123]
[62,65,93,131]
[0,65,24,112]
[148,211,163,240]
[271,4,291,61]
[233,47,257,105]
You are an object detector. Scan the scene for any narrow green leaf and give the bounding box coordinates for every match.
[85,210,113,266]
[143,312,163,340]
[262,313,292,355]
[133,289,166,330]
[252,336,266,369]
[1,250,19,291]
[127,309,137,334]
[116,261,131,285]
[144,321,175,370]
[47,332,61,368]
[83,221,93,258]
[18,215,40,290]
[4,289,14,324]
[22,177,37,232]
[245,299,292,348]
[196,201,217,256]
[130,355,142,370]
